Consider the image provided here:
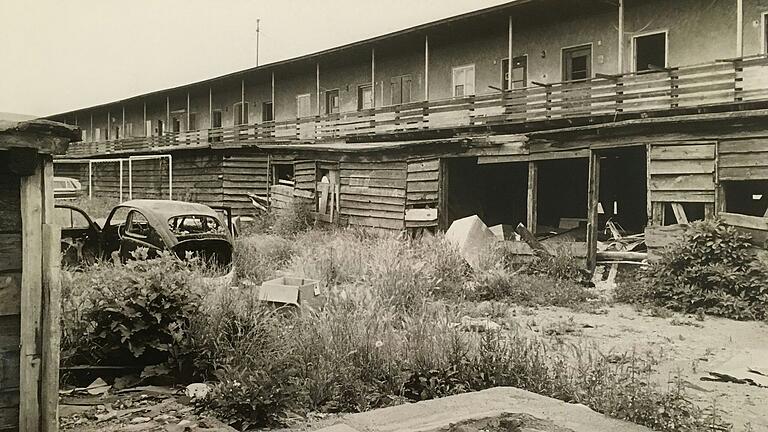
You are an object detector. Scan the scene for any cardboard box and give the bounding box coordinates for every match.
[258,276,323,308]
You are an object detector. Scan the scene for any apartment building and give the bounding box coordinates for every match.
[50,0,768,267]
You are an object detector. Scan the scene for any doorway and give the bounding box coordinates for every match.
[562,45,592,82]
[634,32,667,72]
[325,89,340,115]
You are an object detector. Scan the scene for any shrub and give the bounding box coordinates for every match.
[645,220,768,320]
[271,201,315,237]
[233,234,294,283]
[61,252,204,382]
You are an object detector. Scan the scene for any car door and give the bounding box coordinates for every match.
[119,210,165,261]
[54,205,101,267]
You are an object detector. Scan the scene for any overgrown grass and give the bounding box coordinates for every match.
[62,225,729,431]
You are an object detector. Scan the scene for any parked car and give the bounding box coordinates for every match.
[54,200,234,270]
[53,176,82,199]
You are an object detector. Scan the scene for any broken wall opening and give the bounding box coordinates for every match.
[537,158,589,237]
[598,146,648,233]
[443,157,527,228]
[723,180,768,217]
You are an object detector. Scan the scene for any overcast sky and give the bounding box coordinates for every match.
[0,0,511,117]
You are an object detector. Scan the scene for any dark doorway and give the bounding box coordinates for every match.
[634,32,667,72]
[537,158,589,235]
[598,146,648,233]
[562,45,591,82]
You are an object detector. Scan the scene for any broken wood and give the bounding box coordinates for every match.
[596,251,647,261]
[514,223,551,256]
[670,202,689,224]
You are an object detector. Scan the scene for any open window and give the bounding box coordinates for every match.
[634,32,667,72]
[723,180,768,217]
[272,163,295,186]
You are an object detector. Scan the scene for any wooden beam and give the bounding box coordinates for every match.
[670,202,689,224]
[507,16,513,90]
[371,48,376,108]
[40,158,60,432]
[617,0,624,73]
[186,92,191,131]
[586,151,601,270]
[19,156,43,431]
[526,161,538,234]
[142,102,147,137]
[424,35,429,101]
[646,144,652,224]
[209,87,213,128]
[316,63,320,116]
[121,106,125,140]
[736,0,744,58]
[515,223,550,256]
[271,72,276,120]
[166,96,170,134]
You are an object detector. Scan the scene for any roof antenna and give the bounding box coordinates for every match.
[256,19,261,66]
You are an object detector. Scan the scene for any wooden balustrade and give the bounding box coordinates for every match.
[65,56,768,157]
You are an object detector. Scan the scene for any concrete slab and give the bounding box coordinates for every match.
[313,387,651,432]
[445,215,498,269]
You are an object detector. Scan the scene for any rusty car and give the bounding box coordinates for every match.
[54,199,234,270]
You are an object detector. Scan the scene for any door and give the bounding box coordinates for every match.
[325,89,340,115]
[501,56,527,90]
[562,45,592,82]
[119,210,164,261]
[634,32,667,72]
[54,205,101,266]
[391,75,412,105]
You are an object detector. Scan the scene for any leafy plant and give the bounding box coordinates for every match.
[644,220,768,320]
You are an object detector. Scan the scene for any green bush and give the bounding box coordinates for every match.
[271,201,315,237]
[645,220,768,320]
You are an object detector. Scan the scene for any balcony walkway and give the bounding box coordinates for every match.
[65,56,768,158]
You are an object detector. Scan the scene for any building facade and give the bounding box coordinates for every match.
[49,0,768,267]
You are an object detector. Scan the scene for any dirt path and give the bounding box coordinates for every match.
[505,304,768,432]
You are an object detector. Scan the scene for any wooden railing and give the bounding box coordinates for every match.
[66,56,768,157]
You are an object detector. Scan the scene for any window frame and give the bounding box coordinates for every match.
[271,162,295,185]
[233,101,250,126]
[631,30,669,73]
[763,12,768,56]
[357,85,373,111]
[451,64,476,97]
[325,88,340,115]
[262,101,274,122]
[501,55,528,90]
[390,74,413,106]
[560,43,593,82]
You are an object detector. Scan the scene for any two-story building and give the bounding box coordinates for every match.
[49,0,768,267]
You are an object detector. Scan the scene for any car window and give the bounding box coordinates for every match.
[168,215,225,236]
[53,179,69,190]
[53,207,90,229]
[107,207,131,227]
[126,211,151,238]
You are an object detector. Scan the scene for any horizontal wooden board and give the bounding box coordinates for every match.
[340,162,407,171]
[0,350,19,389]
[405,208,437,222]
[341,193,404,206]
[340,207,404,220]
[347,215,404,230]
[718,139,768,154]
[720,212,768,231]
[341,169,406,180]
[649,159,714,175]
[340,200,404,213]
[649,174,714,191]
[718,153,768,168]
[650,144,715,160]
[650,191,715,203]
[341,177,406,189]
[719,166,768,180]
[406,170,439,182]
[341,186,405,198]
[407,192,439,202]
[407,160,439,173]
[645,224,689,249]
[406,181,439,193]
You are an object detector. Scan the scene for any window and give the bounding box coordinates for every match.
[211,110,222,128]
[187,113,197,131]
[723,180,768,217]
[634,32,667,72]
[297,94,312,118]
[357,85,373,110]
[126,211,150,238]
[53,207,90,229]
[391,75,412,105]
[325,89,340,114]
[94,128,101,141]
[168,215,225,236]
[262,102,274,122]
[452,65,475,97]
[234,102,249,126]
[763,12,768,55]
[172,117,181,133]
[271,163,295,185]
[501,56,527,90]
[562,45,592,82]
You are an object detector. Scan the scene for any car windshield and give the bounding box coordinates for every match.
[168,215,225,236]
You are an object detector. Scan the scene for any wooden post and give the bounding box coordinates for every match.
[209,87,213,128]
[424,35,429,101]
[586,151,601,270]
[316,63,321,116]
[19,156,43,431]
[646,144,652,224]
[106,111,110,141]
[40,159,59,432]
[142,102,147,137]
[618,0,624,73]
[508,17,513,90]
[166,96,170,135]
[89,114,93,142]
[526,161,538,234]
[271,72,276,121]
[371,48,376,108]
[121,106,125,140]
[736,0,744,58]
[241,79,246,125]
[186,92,191,131]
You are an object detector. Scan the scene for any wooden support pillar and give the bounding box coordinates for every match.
[586,151,601,270]
[646,144,652,224]
[142,102,147,137]
[121,106,125,139]
[371,48,376,108]
[209,87,213,128]
[736,0,744,58]
[507,16,513,90]
[424,35,430,101]
[186,92,191,131]
[241,79,246,124]
[271,72,276,120]
[316,63,321,116]
[166,97,170,134]
[106,111,110,141]
[89,114,93,142]
[618,0,624,73]
[526,161,538,234]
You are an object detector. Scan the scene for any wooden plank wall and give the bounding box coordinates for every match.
[0,169,21,431]
[293,161,316,194]
[405,158,440,228]
[718,138,768,180]
[221,152,269,216]
[339,161,406,230]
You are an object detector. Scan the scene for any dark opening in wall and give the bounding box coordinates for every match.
[598,146,648,233]
[663,202,705,225]
[723,180,768,217]
[538,158,589,234]
[443,157,527,228]
[272,163,295,185]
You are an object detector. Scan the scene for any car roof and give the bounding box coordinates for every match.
[118,200,220,221]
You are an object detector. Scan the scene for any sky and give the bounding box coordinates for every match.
[0,0,512,117]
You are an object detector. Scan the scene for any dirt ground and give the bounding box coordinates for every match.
[504,303,768,432]
[59,304,768,432]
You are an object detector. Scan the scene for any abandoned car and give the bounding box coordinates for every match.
[55,199,233,269]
